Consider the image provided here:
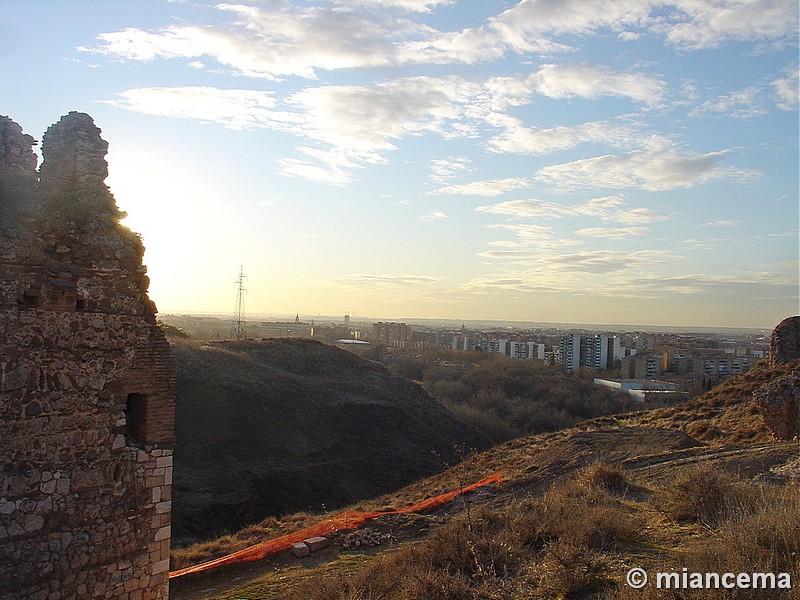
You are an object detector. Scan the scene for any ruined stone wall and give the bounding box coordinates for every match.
[0,113,175,600]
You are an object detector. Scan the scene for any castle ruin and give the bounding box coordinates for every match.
[0,113,175,599]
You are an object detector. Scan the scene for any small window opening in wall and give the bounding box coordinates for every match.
[125,393,148,446]
[21,293,40,308]
[76,298,86,310]
[113,463,123,483]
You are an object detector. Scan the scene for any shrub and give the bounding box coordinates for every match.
[578,463,630,495]
[285,469,640,600]
[605,481,800,600]
[659,464,752,528]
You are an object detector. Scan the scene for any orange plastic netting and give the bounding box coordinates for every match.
[169,472,504,579]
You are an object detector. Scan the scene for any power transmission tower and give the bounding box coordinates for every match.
[231,265,247,340]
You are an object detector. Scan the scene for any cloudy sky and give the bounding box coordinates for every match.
[1,0,797,328]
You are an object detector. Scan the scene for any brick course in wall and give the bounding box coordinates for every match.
[0,113,175,600]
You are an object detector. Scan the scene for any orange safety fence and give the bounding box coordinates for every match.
[169,472,504,579]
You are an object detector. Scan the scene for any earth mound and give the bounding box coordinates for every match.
[171,337,489,544]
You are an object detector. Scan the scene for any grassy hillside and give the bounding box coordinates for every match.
[169,354,799,599]
[171,338,490,545]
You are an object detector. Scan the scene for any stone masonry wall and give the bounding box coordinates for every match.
[0,114,175,600]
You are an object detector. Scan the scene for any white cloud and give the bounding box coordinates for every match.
[333,0,456,11]
[661,0,799,50]
[476,248,672,275]
[544,249,670,274]
[476,198,562,218]
[85,4,423,79]
[89,2,794,191]
[527,63,665,106]
[610,207,669,224]
[429,156,472,183]
[102,86,290,130]
[536,140,756,191]
[83,0,799,83]
[690,86,768,118]
[575,226,649,238]
[278,156,355,186]
[705,219,741,227]
[625,271,798,295]
[487,116,648,155]
[486,224,567,249]
[280,76,481,179]
[619,31,642,41]
[419,211,448,221]
[337,273,439,285]
[433,177,532,197]
[771,67,800,111]
[475,196,668,223]
[488,223,555,239]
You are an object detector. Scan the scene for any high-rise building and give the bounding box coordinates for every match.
[582,335,623,370]
[559,334,582,372]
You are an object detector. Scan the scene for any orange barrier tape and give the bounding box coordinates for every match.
[169,472,504,579]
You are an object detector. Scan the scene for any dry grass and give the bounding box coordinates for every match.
[606,465,800,600]
[281,464,641,600]
[577,462,630,494]
[606,358,800,445]
[170,512,320,570]
[658,463,751,528]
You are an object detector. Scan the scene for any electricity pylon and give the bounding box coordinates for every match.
[231,266,247,340]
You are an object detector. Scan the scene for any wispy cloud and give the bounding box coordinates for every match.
[83,0,798,81]
[433,177,532,197]
[84,4,422,79]
[419,211,448,221]
[704,219,741,227]
[690,86,768,118]
[527,63,665,106]
[575,226,649,238]
[101,86,289,130]
[429,156,472,183]
[658,0,799,50]
[487,117,648,155]
[771,66,800,111]
[333,0,456,11]
[625,271,798,296]
[460,264,796,304]
[472,248,673,279]
[536,139,757,191]
[335,273,440,286]
[475,196,669,224]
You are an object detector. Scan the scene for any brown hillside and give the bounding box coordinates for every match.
[170,341,799,600]
[170,337,490,546]
[580,358,800,444]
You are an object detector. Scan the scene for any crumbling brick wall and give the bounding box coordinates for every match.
[0,113,175,600]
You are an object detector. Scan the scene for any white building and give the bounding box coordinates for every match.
[559,334,582,372]
[509,341,545,360]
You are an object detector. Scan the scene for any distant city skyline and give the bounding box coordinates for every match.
[2,1,797,329]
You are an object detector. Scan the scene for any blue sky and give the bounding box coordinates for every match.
[1,0,797,328]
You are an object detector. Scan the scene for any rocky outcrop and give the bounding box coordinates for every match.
[754,372,800,441]
[0,115,174,600]
[753,317,800,440]
[769,316,800,367]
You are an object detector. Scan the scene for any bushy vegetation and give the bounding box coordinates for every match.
[609,464,800,599]
[379,348,636,442]
[283,464,641,600]
[277,463,799,600]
